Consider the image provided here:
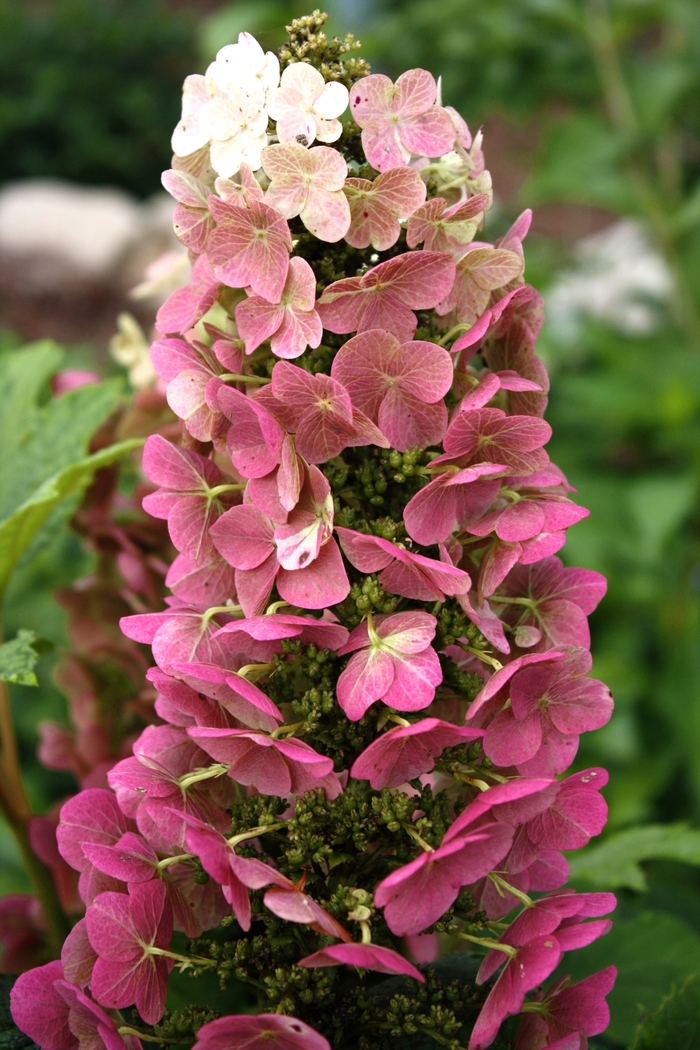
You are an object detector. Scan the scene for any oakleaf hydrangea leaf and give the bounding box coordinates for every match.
[0,630,53,687]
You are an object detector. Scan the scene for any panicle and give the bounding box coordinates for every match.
[8,14,616,1050]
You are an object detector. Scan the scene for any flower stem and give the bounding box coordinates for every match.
[488,872,534,908]
[219,373,271,385]
[178,763,229,790]
[0,678,70,956]
[402,824,435,852]
[457,933,517,957]
[227,821,285,848]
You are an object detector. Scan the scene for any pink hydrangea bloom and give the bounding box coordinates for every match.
[330,329,454,450]
[336,611,442,721]
[470,892,616,1050]
[258,361,389,463]
[86,881,173,1025]
[156,255,220,335]
[262,143,351,242]
[350,70,455,170]
[206,379,303,517]
[344,167,426,251]
[149,332,240,449]
[317,251,456,343]
[263,880,351,941]
[235,256,323,358]
[483,648,614,775]
[374,820,514,936]
[183,817,285,932]
[107,724,234,850]
[210,479,350,615]
[141,434,240,562]
[335,527,471,601]
[188,726,342,798]
[10,960,139,1050]
[514,967,617,1050]
[496,557,608,651]
[299,942,424,981]
[207,197,292,303]
[57,788,132,875]
[268,62,349,146]
[437,407,552,476]
[406,192,490,253]
[350,717,484,789]
[162,169,215,254]
[213,612,348,654]
[3,42,617,1050]
[215,161,265,208]
[195,1014,330,1050]
[464,471,588,545]
[120,601,240,674]
[437,246,524,325]
[403,463,506,546]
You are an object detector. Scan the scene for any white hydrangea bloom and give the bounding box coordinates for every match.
[171,73,219,158]
[268,63,349,147]
[209,32,280,106]
[171,32,280,178]
[200,91,269,177]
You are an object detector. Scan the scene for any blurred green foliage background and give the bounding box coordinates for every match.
[2,1,700,1045]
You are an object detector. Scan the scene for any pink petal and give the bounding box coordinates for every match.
[207,198,292,303]
[210,504,274,569]
[484,708,543,766]
[195,1014,330,1050]
[383,647,442,711]
[351,718,483,789]
[337,647,395,721]
[299,942,424,981]
[10,961,74,1050]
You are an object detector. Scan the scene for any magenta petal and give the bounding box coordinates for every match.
[375,823,513,936]
[195,1013,331,1050]
[484,708,542,767]
[10,961,74,1050]
[57,789,131,872]
[351,719,484,789]
[337,647,395,721]
[276,538,350,609]
[383,648,442,711]
[299,942,425,981]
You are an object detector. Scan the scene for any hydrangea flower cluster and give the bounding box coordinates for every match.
[11,14,617,1050]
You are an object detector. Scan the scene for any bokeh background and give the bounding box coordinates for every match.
[1,1,700,1045]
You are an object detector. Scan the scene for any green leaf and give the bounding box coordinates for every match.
[523,113,637,214]
[558,911,700,1045]
[568,824,700,891]
[0,629,53,686]
[0,437,144,599]
[0,975,38,1050]
[631,975,700,1050]
[0,343,121,521]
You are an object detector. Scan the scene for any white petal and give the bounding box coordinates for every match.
[313,117,343,144]
[314,81,349,120]
[210,138,246,179]
[279,61,325,102]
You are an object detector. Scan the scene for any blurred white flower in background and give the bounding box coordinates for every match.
[546,219,674,339]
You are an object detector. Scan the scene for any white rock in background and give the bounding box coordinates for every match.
[545,219,674,338]
[0,179,184,293]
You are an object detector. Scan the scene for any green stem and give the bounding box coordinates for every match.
[457,932,517,957]
[219,373,271,385]
[0,678,70,956]
[583,0,700,347]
